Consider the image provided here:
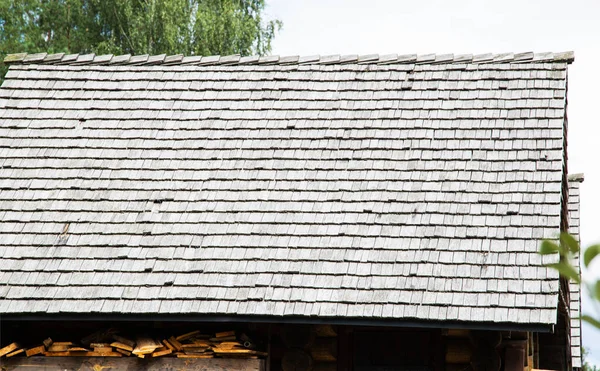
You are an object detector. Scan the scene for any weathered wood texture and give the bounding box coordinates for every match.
[0,343,19,358]
[504,347,525,371]
[0,357,265,371]
[309,338,337,362]
[281,349,312,371]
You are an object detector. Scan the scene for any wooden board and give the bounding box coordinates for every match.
[175,331,201,342]
[47,343,73,352]
[42,339,53,349]
[150,349,172,358]
[43,351,122,357]
[132,337,160,355]
[25,346,45,358]
[6,349,25,358]
[161,340,175,351]
[116,349,132,357]
[89,343,110,349]
[167,337,183,352]
[93,347,114,354]
[215,331,235,338]
[213,348,267,357]
[0,357,265,370]
[112,335,135,348]
[189,339,212,347]
[111,342,133,352]
[1,343,19,358]
[176,354,214,359]
[217,342,242,349]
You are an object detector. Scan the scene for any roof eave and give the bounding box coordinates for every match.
[0,312,555,333]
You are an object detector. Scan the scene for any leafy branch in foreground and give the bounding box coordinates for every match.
[540,232,600,329]
[582,347,600,371]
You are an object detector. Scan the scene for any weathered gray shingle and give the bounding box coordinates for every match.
[568,174,584,368]
[0,53,572,327]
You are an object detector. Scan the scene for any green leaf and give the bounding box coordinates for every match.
[582,314,600,329]
[546,262,581,284]
[595,281,600,301]
[540,240,560,255]
[584,244,600,268]
[560,232,580,253]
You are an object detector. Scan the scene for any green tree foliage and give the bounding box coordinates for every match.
[583,347,600,371]
[541,235,600,367]
[540,233,600,329]
[0,0,281,78]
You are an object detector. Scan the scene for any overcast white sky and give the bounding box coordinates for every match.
[266,0,600,363]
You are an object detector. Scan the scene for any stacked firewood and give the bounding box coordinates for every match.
[0,329,266,359]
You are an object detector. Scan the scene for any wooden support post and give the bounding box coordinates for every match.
[266,324,271,371]
[502,337,527,371]
[533,332,540,369]
[337,326,351,371]
[526,332,534,371]
[505,346,525,371]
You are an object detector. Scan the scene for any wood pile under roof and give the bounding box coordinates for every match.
[0,328,266,360]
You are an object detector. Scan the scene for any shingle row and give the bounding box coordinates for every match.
[3,51,574,67]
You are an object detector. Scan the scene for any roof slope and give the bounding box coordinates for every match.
[0,53,570,327]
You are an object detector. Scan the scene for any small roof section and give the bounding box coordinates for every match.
[568,175,584,368]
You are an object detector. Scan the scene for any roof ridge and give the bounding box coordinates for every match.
[3,51,574,66]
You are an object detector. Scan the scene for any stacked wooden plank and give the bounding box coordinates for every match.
[0,330,266,360]
[0,342,23,358]
[163,330,266,359]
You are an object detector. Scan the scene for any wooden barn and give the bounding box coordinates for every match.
[0,51,581,370]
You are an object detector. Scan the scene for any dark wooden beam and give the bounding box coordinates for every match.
[0,314,554,333]
[0,357,265,371]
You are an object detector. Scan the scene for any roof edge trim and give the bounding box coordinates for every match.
[3,51,575,67]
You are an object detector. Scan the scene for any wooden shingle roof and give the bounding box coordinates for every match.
[0,52,572,328]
